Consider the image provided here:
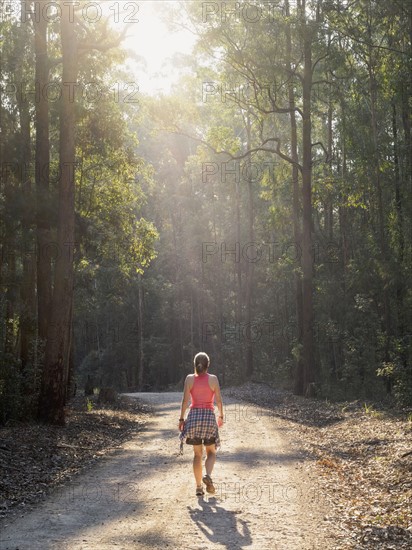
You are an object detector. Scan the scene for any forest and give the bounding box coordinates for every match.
[0,0,411,425]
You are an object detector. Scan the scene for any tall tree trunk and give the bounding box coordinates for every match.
[286,0,304,395]
[301,4,315,394]
[34,10,52,344]
[326,98,334,241]
[235,179,242,325]
[233,177,244,378]
[137,274,144,391]
[17,1,36,382]
[38,1,77,424]
[337,95,349,382]
[339,97,350,276]
[66,318,76,398]
[368,45,391,377]
[392,101,407,368]
[245,112,254,378]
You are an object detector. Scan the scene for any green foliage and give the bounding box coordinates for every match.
[0,0,411,413]
[128,0,412,405]
[392,367,412,408]
[206,127,241,155]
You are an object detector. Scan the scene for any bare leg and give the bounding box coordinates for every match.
[193,444,203,486]
[205,444,216,477]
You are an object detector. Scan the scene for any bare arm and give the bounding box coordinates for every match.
[179,375,192,419]
[211,375,223,419]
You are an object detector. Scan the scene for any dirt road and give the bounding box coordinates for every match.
[0,392,337,549]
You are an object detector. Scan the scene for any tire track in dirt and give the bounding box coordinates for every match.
[0,392,337,549]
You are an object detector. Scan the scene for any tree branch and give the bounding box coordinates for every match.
[267,84,304,118]
[170,130,303,173]
[311,141,329,163]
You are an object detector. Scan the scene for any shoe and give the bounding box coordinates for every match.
[202,474,215,494]
[196,485,204,496]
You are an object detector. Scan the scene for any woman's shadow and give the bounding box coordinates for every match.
[187,496,252,549]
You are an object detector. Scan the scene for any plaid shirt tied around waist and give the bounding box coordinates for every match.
[179,407,221,454]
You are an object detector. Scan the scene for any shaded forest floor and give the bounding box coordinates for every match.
[0,394,152,521]
[226,383,412,548]
[0,384,411,548]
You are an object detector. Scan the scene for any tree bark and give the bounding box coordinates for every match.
[17,1,36,379]
[301,4,315,393]
[137,274,144,391]
[285,0,304,395]
[368,42,391,376]
[33,7,52,344]
[326,98,334,241]
[245,112,254,378]
[392,101,407,367]
[235,179,242,325]
[38,1,77,424]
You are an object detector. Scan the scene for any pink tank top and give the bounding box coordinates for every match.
[190,373,215,410]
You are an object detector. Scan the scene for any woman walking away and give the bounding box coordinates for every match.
[178,352,224,496]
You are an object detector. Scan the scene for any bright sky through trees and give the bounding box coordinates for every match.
[120,1,196,94]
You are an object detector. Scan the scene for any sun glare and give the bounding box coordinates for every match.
[118,1,196,95]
